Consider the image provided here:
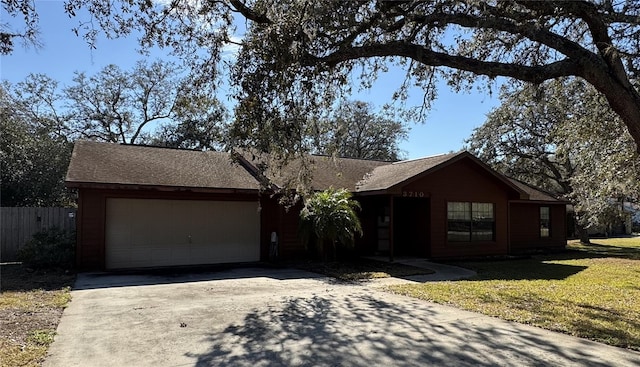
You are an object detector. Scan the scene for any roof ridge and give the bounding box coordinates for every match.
[124,143,204,153]
[309,153,394,164]
[390,151,460,165]
[78,140,224,154]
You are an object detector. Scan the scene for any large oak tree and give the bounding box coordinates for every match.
[7,60,226,146]
[2,61,226,205]
[66,60,197,144]
[3,1,640,162]
[467,78,640,242]
[233,0,640,155]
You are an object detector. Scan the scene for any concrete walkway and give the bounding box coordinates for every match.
[43,267,640,367]
[364,256,477,285]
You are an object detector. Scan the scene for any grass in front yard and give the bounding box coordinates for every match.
[388,236,640,351]
[0,264,75,367]
[295,258,434,282]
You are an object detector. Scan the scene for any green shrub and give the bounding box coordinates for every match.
[300,188,362,260]
[18,228,75,269]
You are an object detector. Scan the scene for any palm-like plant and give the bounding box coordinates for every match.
[300,188,362,260]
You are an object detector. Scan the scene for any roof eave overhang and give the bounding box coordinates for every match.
[353,189,389,196]
[64,181,260,195]
[510,199,569,205]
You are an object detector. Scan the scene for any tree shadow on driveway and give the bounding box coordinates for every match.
[185,290,635,366]
[73,266,328,290]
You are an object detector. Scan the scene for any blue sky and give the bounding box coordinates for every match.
[1,1,501,159]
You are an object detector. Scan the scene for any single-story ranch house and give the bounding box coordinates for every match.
[66,141,567,270]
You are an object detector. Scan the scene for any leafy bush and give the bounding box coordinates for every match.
[18,228,75,269]
[300,188,362,260]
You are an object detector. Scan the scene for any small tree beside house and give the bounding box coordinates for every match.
[300,188,362,261]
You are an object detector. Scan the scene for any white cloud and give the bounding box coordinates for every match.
[222,35,242,59]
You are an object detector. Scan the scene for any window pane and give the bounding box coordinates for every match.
[472,220,494,241]
[540,206,550,220]
[448,221,471,241]
[472,202,494,220]
[448,202,470,241]
[448,202,470,220]
[472,203,494,241]
[540,206,550,238]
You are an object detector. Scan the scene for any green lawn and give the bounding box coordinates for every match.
[0,265,74,367]
[388,236,640,351]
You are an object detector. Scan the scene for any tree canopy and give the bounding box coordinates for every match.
[0,83,74,206]
[1,61,227,205]
[3,1,640,156]
[64,60,223,144]
[467,77,640,240]
[314,101,408,161]
[5,60,226,146]
[144,108,226,151]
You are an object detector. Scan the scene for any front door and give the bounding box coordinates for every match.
[393,197,430,257]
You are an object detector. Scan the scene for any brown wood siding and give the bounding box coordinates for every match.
[76,189,106,270]
[259,197,307,261]
[510,203,566,252]
[400,159,512,258]
[259,197,278,261]
[76,188,260,270]
[278,204,305,259]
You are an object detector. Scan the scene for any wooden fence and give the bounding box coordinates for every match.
[1,207,76,262]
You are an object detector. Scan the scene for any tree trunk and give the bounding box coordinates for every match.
[575,222,590,244]
[600,86,640,155]
[584,64,640,155]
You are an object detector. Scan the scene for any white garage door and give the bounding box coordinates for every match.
[105,198,260,269]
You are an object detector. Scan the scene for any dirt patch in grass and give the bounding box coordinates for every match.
[294,258,434,282]
[0,264,75,367]
[388,237,640,351]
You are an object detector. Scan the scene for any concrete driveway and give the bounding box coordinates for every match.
[44,267,640,367]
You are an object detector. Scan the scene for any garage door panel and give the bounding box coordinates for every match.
[172,248,191,263]
[108,249,131,268]
[107,231,130,247]
[106,199,260,269]
[150,248,174,267]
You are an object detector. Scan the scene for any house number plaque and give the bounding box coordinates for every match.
[402,191,425,198]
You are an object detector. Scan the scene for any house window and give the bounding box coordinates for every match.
[447,202,495,242]
[540,206,550,238]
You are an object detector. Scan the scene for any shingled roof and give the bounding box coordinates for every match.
[507,178,564,202]
[240,153,389,192]
[355,152,459,192]
[66,141,562,203]
[307,156,390,190]
[66,141,259,191]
